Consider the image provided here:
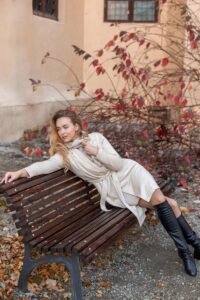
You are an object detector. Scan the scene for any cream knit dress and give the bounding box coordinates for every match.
[25,132,159,226]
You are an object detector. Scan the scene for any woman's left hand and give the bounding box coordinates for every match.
[82,138,98,156]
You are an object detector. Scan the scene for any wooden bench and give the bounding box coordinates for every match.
[0,168,175,300]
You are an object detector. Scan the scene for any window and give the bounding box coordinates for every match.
[33,0,58,20]
[104,0,158,23]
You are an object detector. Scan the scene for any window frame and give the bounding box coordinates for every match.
[32,0,59,21]
[104,0,159,23]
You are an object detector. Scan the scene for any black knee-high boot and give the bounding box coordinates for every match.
[155,201,197,276]
[177,215,200,259]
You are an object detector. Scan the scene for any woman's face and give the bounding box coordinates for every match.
[56,117,80,143]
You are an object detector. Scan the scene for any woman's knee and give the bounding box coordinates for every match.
[149,189,165,206]
[165,197,179,210]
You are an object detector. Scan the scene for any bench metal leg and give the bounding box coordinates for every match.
[18,243,83,300]
[71,254,83,300]
[18,243,34,292]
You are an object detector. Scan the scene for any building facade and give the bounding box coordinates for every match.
[0,0,197,141]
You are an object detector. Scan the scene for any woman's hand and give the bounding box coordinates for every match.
[0,169,28,184]
[82,138,98,156]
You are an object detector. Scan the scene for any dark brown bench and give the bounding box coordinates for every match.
[0,168,175,300]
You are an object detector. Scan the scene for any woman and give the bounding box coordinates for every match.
[1,109,200,276]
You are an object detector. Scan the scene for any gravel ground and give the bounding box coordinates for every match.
[0,138,200,300]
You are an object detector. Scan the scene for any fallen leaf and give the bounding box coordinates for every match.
[83,278,92,287]
[180,206,190,216]
[156,281,165,288]
[114,239,124,246]
[97,281,112,289]
[45,278,57,290]
[96,289,103,297]
[180,188,189,192]
[28,282,39,293]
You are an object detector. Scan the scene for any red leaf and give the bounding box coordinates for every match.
[96,66,105,75]
[126,59,131,67]
[128,33,135,40]
[96,49,104,57]
[115,102,122,112]
[154,60,161,67]
[141,74,147,81]
[161,57,169,66]
[190,40,198,49]
[189,30,195,41]
[23,146,33,156]
[137,97,145,109]
[183,155,191,165]
[35,147,41,157]
[131,99,136,108]
[105,40,114,48]
[156,100,161,106]
[122,70,128,79]
[178,178,187,187]
[83,121,88,129]
[80,82,85,89]
[130,67,135,75]
[156,125,168,137]
[95,88,103,94]
[95,88,104,100]
[142,130,149,139]
[96,94,103,100]
[181,98,187,106]
[139,38,145,46]
[118,63,125,73]
[91,59,99,67]
[183,109,193,120]
[120,53,127,60]
[180,82,185,90]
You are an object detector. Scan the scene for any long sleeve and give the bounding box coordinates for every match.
[24,153,64,178]
[94,133,123,172]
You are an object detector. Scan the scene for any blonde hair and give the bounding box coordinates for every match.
[50,109,88,169]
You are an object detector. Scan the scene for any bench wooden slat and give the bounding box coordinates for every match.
[26,189,99,230]
[57,209,124,253]
[6,173,76,203]
[13,181,92,223]
[65,211,130,253]
[39,207,105,251]
[72,210,132,253]
[8,173,77,205]
[14,186,98,231]
[51,208,125,253]
[1,169,66,196]
[80,213,135,258]
[28,200,101,246]
[10,178,86,217]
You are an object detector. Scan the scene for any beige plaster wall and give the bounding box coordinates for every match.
[0,0,85,142]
